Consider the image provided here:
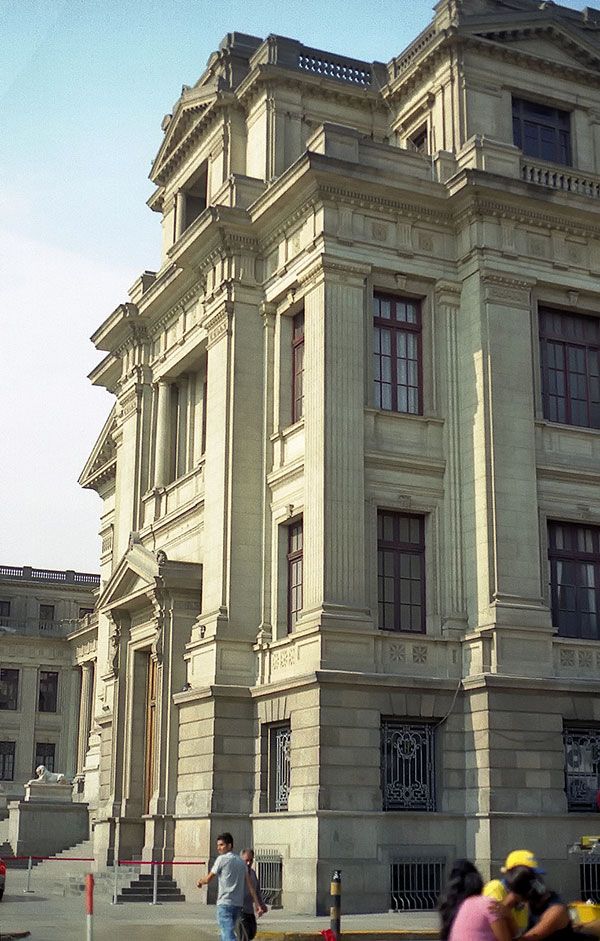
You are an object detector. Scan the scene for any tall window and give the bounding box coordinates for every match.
[373,294,421,414]
[0,742,16,781]
[564,726,600,812]
[292,311,305,423]
[287,520,303,632]
[378,511,426,633]
[539,309,600,429]
[548,521,600,640]
[268,722,291,812]
[35,742,56,773]
[38,671,59,713]
[381,719,436,811]
[0,599,10,626]
[0,669,19,711]
[39,604,55,629]
[512,97,571,165]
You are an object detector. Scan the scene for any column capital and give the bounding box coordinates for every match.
[204,301,233,348]
[298,254,371,291]
[481,271,536,308]
[434,279,462,309]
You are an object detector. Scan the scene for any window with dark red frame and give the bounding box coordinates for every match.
[512,97,571,166]
[377,511,426,633]
[292,312,305,423]
[548,521,600,640]
[287,520,303,632]
[373,294,422,415]
[540,309,600,430]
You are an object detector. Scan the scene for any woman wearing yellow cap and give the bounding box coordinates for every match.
[483,850,543,936]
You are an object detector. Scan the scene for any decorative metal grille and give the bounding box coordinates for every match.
[269,724,291,812]
[391,857,446,911]
[564,727,600,811]
[381,719,436,811]
[581,859,600,903]
[255,850,283,908]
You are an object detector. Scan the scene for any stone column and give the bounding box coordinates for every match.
[175,191,186,240]
[302,257,371,627]
[257,304,276,649]
[76,662,94,774]
[154,381,171,487]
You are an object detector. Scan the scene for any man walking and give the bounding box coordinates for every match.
[240,849,268,941]
[197,833,262,941]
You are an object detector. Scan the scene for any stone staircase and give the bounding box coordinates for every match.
[0,841,41,869]
[117,872,186,903]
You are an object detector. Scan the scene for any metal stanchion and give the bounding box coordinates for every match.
[150,864,160,905]
[85,873,94,941]
[111,858,120,905]
[330,870,341,941]
[23,857,34,894]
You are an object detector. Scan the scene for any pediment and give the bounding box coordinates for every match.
[150,83,220,184]
[79,406,117,492]
[466,20,600,72]
[97,542,160,612]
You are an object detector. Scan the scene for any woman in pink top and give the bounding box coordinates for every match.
[439,859,513,941]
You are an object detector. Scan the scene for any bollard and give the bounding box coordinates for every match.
[23,856,34,893]
[85,873,94,941]
[150,864,161,905]
[330,869,341,941]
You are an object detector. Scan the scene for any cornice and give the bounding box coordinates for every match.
[317,182,452,227]
[235,62,386,114]
[451,188,600,240]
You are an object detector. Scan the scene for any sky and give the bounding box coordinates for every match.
[0,0,591,572]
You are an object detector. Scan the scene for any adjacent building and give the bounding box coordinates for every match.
[80,0,600,913]
[0,565,99,802]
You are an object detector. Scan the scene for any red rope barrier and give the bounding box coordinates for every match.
[118,859,206,866]
[7,856,95,862]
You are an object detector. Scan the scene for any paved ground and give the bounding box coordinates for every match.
[0,869,439,941]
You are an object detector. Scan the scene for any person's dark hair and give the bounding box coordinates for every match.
[217,832,234,847]
[505,866,548,912]
[438,859,484,940]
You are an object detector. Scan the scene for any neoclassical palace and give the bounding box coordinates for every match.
[79,0,600,912]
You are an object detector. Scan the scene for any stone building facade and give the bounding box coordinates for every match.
[80,0,600,912]
[0,565,99,802]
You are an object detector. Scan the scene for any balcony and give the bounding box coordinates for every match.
[0,616,74,638]
[0,564,100,587]
[521,159,600,199]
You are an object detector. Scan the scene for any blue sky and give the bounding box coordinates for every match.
[0,0,590,570]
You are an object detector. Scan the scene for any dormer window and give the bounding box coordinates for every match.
[512,97,571,166]
[408,125,428,155]
[174,162,208,240]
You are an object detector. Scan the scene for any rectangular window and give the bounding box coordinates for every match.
[287,519,303,632]
[564,726,600,811]
[0,599,10,625]
[292,311,305,423]
[39,604,55,629]
[268,722,291,812]
[38,671,59,713]
[548,521,600,640]
[200,375,208,455]
[35,742,56,773]
[378,511,426,633]
[373,294,422,415]
[0,669,19,711]
[381,718,436,811]
[79,607,94,617]
[408,126,428,155]
[539,309,600,430]
[513,97,571,165]
[0,741,16,781]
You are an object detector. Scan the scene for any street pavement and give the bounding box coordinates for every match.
[0,869,439,941]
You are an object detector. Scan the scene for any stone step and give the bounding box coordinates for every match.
[117,872,186,903]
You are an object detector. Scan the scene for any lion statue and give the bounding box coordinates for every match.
[26,765,70,786]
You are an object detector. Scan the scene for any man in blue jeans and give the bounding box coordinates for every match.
[198,832,263,941]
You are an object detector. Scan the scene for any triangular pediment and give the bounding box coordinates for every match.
[79,406,117,492]
[97,542,160,612]
[465,19,600,72]
[150,83,220,184]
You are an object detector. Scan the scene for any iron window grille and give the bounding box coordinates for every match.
[381,719,436,811]
[540,309,600,430]
[39,603,55,630]
[292,311,305,423]
[581,859,600,903]
[35,742,56,773]
[268,723,291,812]
[255,850,283,908]
[38,670,59,713]
[0,669,19,711]
[390,857,446,911]
[548,521,600,640]
[287,520,303,632]
[0,741,16,781]
[512,97,571,166]
[564,727,600,812]
[378,511,426,633]
[373,293,422,415]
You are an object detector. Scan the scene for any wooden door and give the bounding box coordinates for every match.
[143,655,157,813]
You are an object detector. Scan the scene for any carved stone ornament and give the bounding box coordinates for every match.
[156,549,168,565]
[110,625,121,677]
